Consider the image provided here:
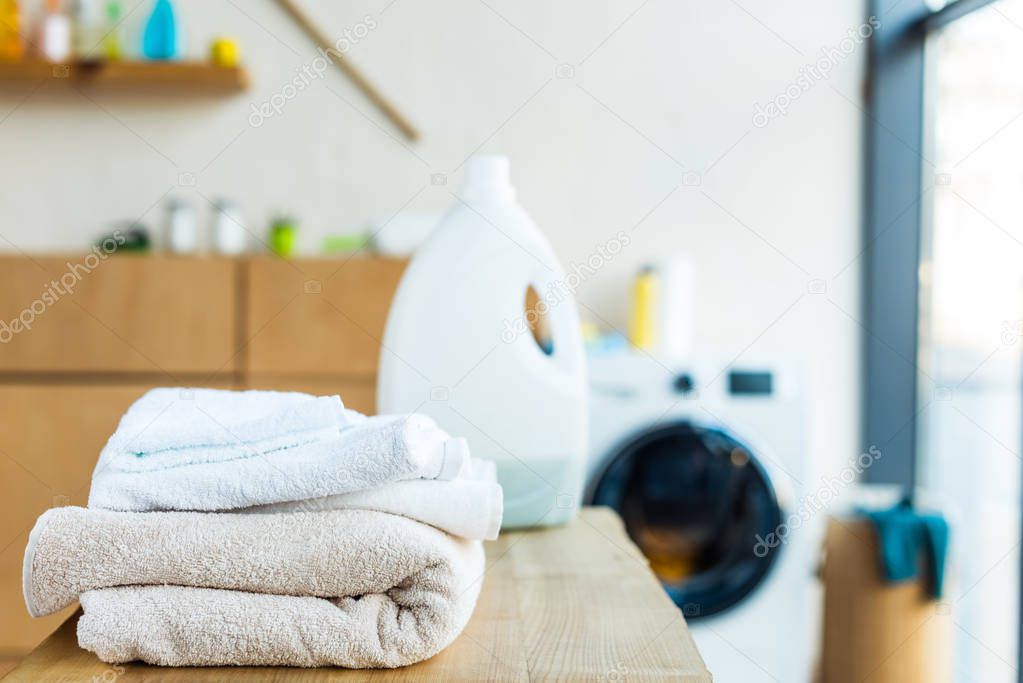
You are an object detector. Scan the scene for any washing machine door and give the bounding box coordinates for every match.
[588,420,784,620]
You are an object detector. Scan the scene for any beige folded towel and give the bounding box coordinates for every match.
[24,507,484,667]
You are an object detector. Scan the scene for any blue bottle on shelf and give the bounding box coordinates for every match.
[142,0,178,60]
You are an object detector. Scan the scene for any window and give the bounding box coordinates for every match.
[867,1,1023,680]
[922,3,1023,679]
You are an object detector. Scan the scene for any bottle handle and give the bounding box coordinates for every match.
[524,263,585,378]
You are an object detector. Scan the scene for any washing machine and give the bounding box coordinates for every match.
[587,352,819,683]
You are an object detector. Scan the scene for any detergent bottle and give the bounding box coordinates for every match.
[378,155,588,529]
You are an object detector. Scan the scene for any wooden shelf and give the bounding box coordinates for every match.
[0,60,248,91]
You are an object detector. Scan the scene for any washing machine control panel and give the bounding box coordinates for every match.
[588,352,797,403]
[727,370,773,396]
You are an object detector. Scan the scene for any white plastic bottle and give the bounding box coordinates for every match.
[37,0,71,62]
[378,155,588,529]
[210,199,247,255]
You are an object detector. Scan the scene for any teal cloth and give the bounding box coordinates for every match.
[860,498,949,599]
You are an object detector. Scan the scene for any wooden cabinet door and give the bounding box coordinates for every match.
[245,257,406,378]
[0,383,236,654]
[0,255,238,374]
[243,375,377,415]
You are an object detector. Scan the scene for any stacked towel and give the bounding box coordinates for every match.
[23,388,502,668]
[245,457,504,540]
[89,388,471,512]
[25,508,484,667]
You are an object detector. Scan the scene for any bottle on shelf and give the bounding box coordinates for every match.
[102,0,123,60]
[72,0,103,60]
[141,0,178,60]
[269,216,297,257]
[0,0,25,62]
[164,198,198,254]
[36,0,71,62]
[210,199,247,255]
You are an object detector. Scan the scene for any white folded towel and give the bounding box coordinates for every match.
[89,388,470,512]
[105,389,344,458]
[245,458,503,540]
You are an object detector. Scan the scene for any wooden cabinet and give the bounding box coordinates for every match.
[0,254,404,660]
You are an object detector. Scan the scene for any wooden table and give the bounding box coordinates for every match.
[3,507,712,682]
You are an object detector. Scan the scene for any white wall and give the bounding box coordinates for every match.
[0,0,865,480]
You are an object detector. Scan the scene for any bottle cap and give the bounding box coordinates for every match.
[460,154,515,202]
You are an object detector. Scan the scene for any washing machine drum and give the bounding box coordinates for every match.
[589,421,784,620]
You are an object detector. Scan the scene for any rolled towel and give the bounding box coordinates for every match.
[244,458,503,540]
[89,388,469,512]
[24,507,484,668]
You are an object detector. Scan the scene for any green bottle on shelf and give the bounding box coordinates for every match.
[102,1,123,60]
[270,217,297,257]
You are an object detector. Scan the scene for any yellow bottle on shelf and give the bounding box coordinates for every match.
[629,265,657,351]
[0,0,25,62]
